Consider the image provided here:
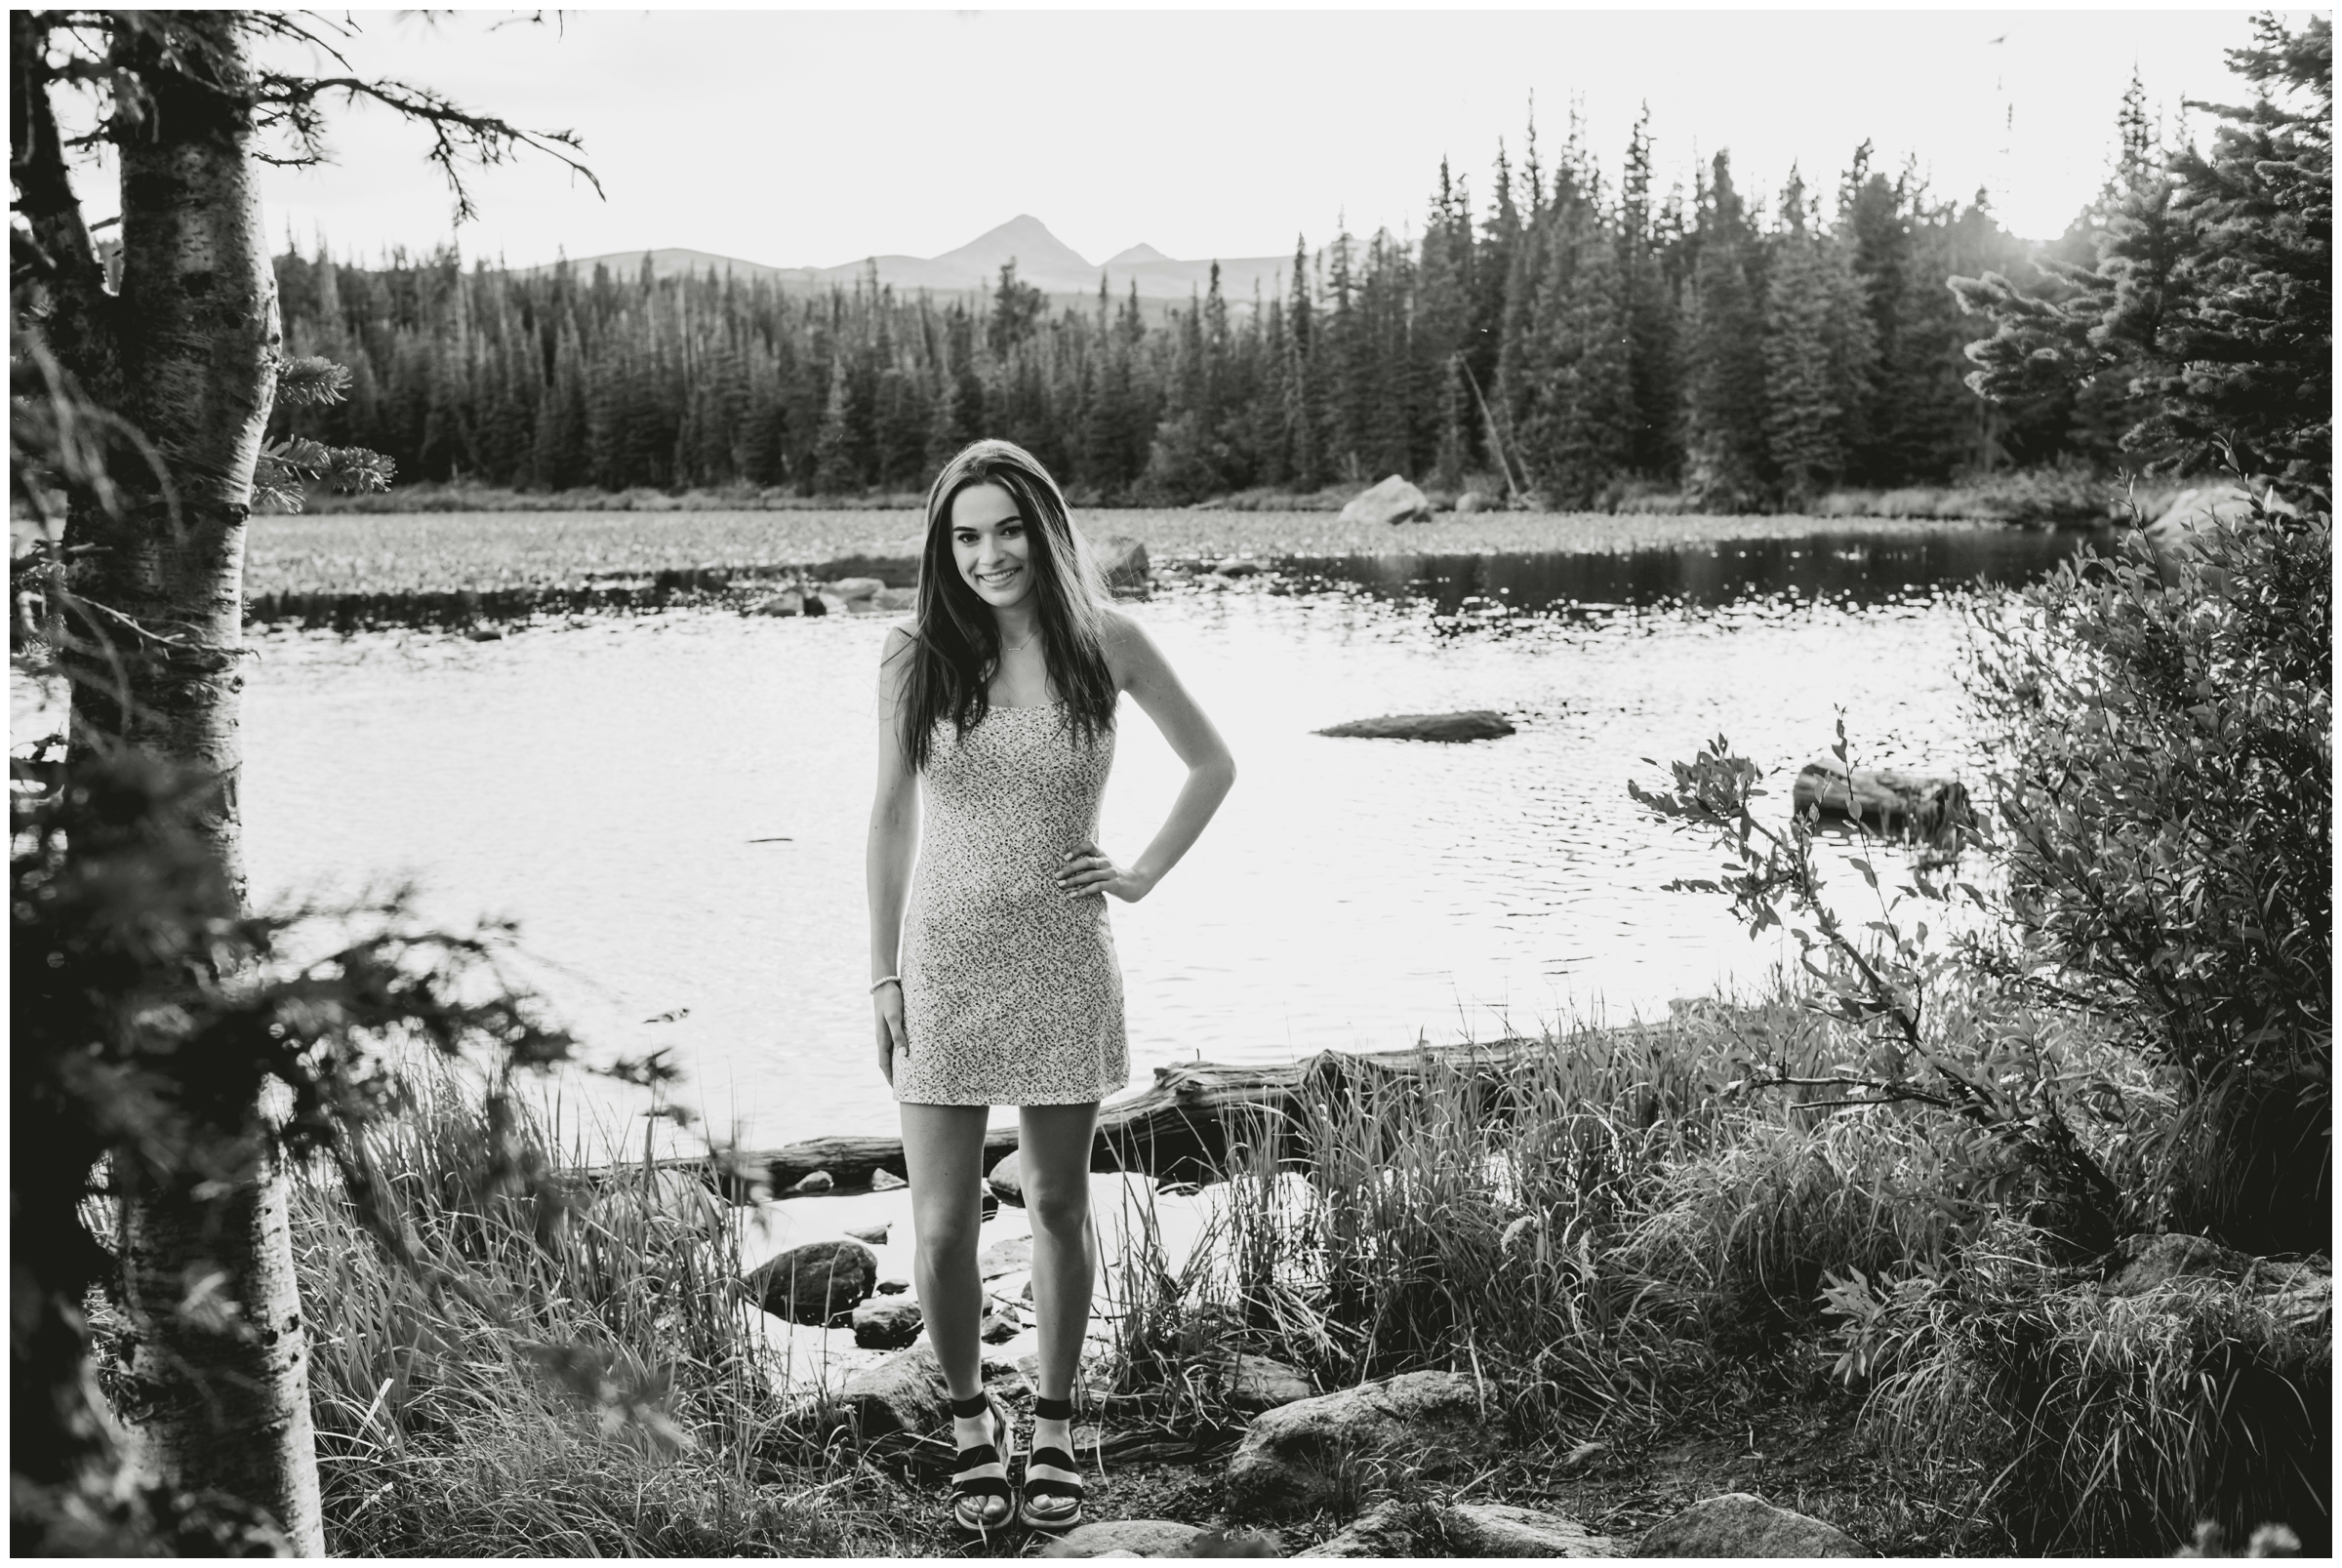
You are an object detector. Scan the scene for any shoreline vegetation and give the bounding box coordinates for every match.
[232,482,2151,623]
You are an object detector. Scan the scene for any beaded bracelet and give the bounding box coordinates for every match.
[868,975,902,993]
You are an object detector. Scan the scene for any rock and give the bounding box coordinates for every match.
[801,593,828,618]
[1314,710,1516,744]
[1296,1500,1420,1557]
[747,1237,877,1326]
[1338,474,1434,527]
[789,1169,835,1194]
[749,590,805,617]
[873,585,916,611]
[1217,1352,1312,1414]
[1791,757,1971,840]
[813,593,848,616]
[841,1341,949,1438]
[870,1168,909,1191]
[851,1294,924,1349]
[828,576,885,602]
[978,1234,1033,1279]
[981,1301,1022,1343]
[1225,1369,1490,1517]
[988,1149,1025,1206]
[2144,482,2289,554]
[1095,535,1151,595]
[1213,557,1263,578]
[1635,1493,1864,1557]
[876,1275,910,1296]
[1455,490,1497,515]
[844,1221,890,1245]
[1039,1520,1203,1558]
[1446,1502,1617,1556]
[464,625,505,641]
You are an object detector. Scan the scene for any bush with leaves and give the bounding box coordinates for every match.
[1965,488,2330,1254]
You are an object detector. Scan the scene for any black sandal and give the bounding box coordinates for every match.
[1018,1394,1085,1533]
[947,1390,1015,1538]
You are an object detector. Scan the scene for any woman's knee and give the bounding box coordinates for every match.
[1023,1177,1091,1240]
[912,1202,982,1268]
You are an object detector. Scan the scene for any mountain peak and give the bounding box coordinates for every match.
[1106,242,1175,265]
[930,215,1093,284]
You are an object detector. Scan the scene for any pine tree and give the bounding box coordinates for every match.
[1763,170,1848,502]
[1679,152,1769,506]
[1620,106,1682,478]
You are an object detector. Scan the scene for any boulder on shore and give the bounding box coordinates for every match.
[1315,710,1516,744]
[978,1234,1033,1278]
[840,1342,949,1438]
[1095,535,1151,596]
[1454,490,1497,515]
[749,591,805,617]
[1339,474,1434,527]
[851,1294,924,1350]
[747,1237,877,1326]
[1038,1519,1204,1558]
[1446,1501,1617,1556]
[1215,1351,1313,1413]
[1225,1369,1490,1517]
[1635,1493,1864,1557]
[1791,757,1970,840]
[828,576,885,603]
[987,1149,1025,1206]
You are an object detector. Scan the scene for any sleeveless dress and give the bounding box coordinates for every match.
[893,702,1129,1106]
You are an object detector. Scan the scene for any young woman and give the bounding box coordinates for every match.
[866,440,1234,1536]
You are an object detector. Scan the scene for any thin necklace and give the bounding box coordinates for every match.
[1002,627,1039,654]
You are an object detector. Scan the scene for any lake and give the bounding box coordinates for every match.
[231,523,2109,1149]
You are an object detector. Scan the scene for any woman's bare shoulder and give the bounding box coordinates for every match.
[1099,607,1166,685]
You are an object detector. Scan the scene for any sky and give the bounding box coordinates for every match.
[237,8,2275,271]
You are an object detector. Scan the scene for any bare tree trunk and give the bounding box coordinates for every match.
[117,1146,324,1555]
[43,15,324,1553]
[63,13,279,894]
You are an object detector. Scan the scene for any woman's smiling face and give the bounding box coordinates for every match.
[949,482,1033,611]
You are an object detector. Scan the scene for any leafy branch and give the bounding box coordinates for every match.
[1628,719,2124,1234]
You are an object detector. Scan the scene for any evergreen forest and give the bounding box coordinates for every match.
[274,101,2174,511]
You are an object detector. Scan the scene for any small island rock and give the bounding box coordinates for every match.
[1316,710,1516,744]
[1635,1493,1864,1557]
[844,1221,891,1245]
[978,1234,1033,1279]
[1339,474,1434,526]
[1455,490,1497,515]
[828,576,885,602]
[749,590,805,617]
[747,1237,877,1326]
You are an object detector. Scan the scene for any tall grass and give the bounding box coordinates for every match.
[1861,1226,2330,1554]
[1104,989,2003,1438]
[290,1062,896,1556]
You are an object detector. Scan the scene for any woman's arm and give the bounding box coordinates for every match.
[868,625,920,1078]
[1058,611,1235,903]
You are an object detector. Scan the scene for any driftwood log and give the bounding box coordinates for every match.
[1791,756,1970,840]
[626,1037,1571,1201]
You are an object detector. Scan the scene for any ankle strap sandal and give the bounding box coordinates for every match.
[947,1390,1015,1537]
[1018,1394,1085,1533]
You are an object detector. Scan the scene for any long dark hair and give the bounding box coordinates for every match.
[894,440,1117,770]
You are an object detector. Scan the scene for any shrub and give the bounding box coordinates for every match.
[1965,492,2331,1252]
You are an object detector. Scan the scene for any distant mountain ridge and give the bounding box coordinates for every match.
[535,216,1290,303]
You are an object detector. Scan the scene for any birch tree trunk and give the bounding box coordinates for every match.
[45,15,325,1553]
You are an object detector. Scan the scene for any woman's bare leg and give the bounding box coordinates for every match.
[1019,1101,1102,1402]
[899,1102,992,1399]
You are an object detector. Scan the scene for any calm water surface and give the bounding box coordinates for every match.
[234,526,2106,1146]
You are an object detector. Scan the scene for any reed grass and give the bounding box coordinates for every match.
[290,1062,898,1556]
[1862,1227,2330,1554]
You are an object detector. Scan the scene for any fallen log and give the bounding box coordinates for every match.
[631,1036,1580,1200]
[1791,756,1970,841]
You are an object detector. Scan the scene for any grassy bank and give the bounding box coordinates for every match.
[243,503,2016,602]
[288,980,2324,1556]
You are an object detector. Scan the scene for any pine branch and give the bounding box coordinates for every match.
[251,72,602,222]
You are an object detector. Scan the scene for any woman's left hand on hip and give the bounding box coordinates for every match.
[1058,841,1152,904]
